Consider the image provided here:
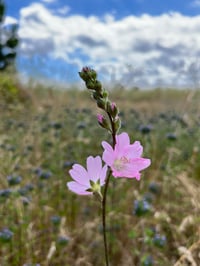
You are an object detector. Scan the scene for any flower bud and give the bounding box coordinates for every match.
[79,68,89,82]
[102,89,109,99]
[79,67,97,82]
[88,68,97,80]
[107,101,119,118]
[113,116,121,133]
[97,98,106,110]
[97,114,111,131]
[93,91,102,100]
[86,80,96,90]
[95,80,102,92]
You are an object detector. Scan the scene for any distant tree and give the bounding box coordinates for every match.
[0,0,19,71]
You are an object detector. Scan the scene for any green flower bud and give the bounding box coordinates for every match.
[106,101,119,118]
[113,116,121,133]
[95,80,102,92]
[86,80,96,90]
[97,114,111,131]
[93,91,103,100]
[79,67,90,82]
[88,69,97,80]
[97,98,106,110]
[102,89,109,99]
[79,67,97,82]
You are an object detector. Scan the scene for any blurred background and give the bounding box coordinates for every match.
[0,1,200,265]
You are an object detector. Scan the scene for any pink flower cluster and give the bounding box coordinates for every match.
[67,132,151,195]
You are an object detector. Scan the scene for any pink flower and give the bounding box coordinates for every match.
[102,132,151,180]
[67,156,108,195]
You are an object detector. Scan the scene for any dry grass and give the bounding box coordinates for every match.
[0,78,200,265]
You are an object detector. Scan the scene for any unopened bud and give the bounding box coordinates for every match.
[79,67,90,82]
[107,101,119,118]
[79,67,97,82]
[97,98,106,110]
[97,114,111,131]
[95,80,102,92]
[86,80,96,90]
[102,89,109,99]
[113,116,121,133]
[88,68,97,80]
[93,91,102,100]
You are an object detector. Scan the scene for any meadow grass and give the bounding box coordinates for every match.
[0,79,200,265]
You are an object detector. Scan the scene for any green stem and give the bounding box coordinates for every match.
[102,112,116,266]
[102,168,111,266]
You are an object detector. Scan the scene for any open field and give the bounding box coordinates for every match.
[0,78,200,265]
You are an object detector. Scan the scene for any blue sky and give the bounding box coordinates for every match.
[4,0,200,88]
[6,0,200,18]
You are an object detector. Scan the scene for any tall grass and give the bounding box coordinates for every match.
[0,77,200,265]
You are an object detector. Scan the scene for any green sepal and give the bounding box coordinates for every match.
[114,117,121,133]
[86,188,93,192]
[97,98,106,110]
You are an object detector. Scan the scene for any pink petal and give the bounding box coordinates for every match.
[67,181,92,195]
[111,158,151,179]
[102,141,115,166]
[102,141,113,153]
[111,166,139,179]
[99,164,108,185]
[87,156,102,182]
[129,158,151,171]
[125,141,143,158]
[115,132,130,152]
[124,158,151,177]
[69,164,90,186]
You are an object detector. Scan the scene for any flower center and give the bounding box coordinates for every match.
[92,182,101,193]
[113,156,130,171]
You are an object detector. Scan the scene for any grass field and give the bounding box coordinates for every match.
[0,75,200,265]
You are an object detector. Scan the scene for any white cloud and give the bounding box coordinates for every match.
[191,0,200,7]
[41,0,57,3]
[4,16,18,26]
[18,3,200,88]
[56,6,71,15]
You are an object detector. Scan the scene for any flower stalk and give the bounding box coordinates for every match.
[67,67,151,266]
[78,67,120,265]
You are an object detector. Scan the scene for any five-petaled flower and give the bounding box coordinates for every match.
[67,156,107,195]
[102,132,151,179]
